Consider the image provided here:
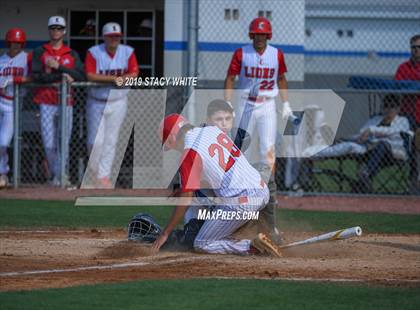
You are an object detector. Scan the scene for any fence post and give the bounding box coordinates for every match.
[13,83,20,188]
[186,0,199,123]
[60,75,68,188]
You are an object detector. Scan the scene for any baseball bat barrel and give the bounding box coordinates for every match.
[280,226,362,249]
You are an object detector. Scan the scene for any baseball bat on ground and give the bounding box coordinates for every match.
[280,226,362,249]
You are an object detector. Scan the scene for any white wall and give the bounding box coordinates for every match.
[304,15,419,76]
[163,0,188,77]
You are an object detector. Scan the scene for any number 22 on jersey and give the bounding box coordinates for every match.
[208,133,241,172]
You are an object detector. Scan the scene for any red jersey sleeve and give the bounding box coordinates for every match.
[127,52,139,75]
[227,48,242,76]
[84,51,97,74]
[277,50,287,76]
[179,148,203,192]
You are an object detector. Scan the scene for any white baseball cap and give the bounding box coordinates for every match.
[102,22,122,36]
[48,16,66,27]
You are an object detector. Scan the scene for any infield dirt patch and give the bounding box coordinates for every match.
[1,229,419,291]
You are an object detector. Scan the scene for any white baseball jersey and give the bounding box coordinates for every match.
[179,126,265,197]
[0,51,30,106]
[85,43,137,102]
[227,44,287,99]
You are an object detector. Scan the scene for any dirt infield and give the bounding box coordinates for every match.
[0,186,419,214]
[1,229,419,291]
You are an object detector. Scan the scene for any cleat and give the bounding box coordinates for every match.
[0,174,9,189]
[252,233,282,257]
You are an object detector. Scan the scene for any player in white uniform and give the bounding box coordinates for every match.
[0,28,31,188]
[152,114,282,257]
[85,22,139,188]
[224,17,291,242]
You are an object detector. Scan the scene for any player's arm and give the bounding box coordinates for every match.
[277,50,293,120]
[224,48,242,102]
[57,50,86,81]
[122,52,139,79]
[14,53,33,84]
[278,73,288,103]
[151,192,193,252]
[152,148,203,253]
[86,73,117,83]
[224,75,236,102]
[277,50,289,103]
[85,51,117,83]
[31,47,62,83]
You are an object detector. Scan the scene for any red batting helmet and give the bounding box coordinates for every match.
[159,113,188,150]
[249,17,272,40]
[5,28,26,47]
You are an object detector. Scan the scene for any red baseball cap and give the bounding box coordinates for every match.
[159,113,188,149]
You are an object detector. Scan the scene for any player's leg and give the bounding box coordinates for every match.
[193,194,268,255]
[86,100,105,154]
[256,100,277,169]
[86,100,106,183]
[40,104,58,181]
[54,105,73,182]
[97,99,128,180]
[314,141,367,158]
[255,100,279,239]
[0,103,14,186]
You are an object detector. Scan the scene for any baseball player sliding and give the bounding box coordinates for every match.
[152,114,282,257]
[0,28,32,188]
[85,22,139,188]
[224,17,291,242]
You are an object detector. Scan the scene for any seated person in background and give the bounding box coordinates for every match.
[307,94,411,192]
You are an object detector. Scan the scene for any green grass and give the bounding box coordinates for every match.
[313,159,410,194]
[0,279,419,310]
[0,199,171,229]
[0,199,419,234]
[279,209,420,234]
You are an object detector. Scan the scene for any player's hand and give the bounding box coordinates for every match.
[281,101,293,120]
[358,129,370,143]
[63,73,74,84]
[46,58,60,70]
[151,232,169,254]
[0,77,12,88]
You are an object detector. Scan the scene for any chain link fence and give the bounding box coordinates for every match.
[193,0,419,195]
[2,0,419,196]
[196,0,419,87]
[10,81,187,189]
[6,80,418,196]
